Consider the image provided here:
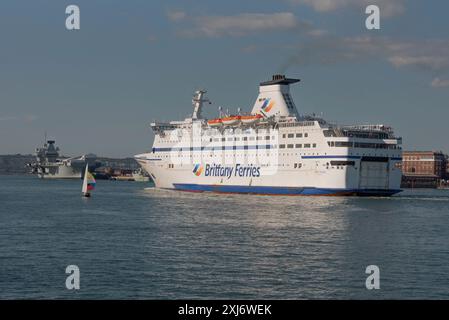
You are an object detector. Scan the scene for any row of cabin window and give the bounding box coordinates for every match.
[282,133,308,138]
[327,141,400,149]
[162,133,309,143]
[279,143,316,149]
[162,135,274,142]
[211,136,275,142]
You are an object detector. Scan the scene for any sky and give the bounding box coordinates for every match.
[0,0,448,157]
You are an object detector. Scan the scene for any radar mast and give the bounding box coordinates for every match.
[192,90,210,120]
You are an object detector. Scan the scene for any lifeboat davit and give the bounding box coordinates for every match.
[221,116,241,126]
[240,114,263,124]
[207,118,223,127]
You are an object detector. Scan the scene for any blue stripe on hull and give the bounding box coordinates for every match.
[172,184,402,197]
[301,155,361,159]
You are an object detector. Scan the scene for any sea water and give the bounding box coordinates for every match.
[1,175,448,299]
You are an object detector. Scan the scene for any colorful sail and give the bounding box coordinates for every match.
[82,165,96,196]
[86,171,96,190]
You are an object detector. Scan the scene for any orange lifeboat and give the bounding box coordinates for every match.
[221,116,241,126]
[207,118,223,127]
[240,114,263,124]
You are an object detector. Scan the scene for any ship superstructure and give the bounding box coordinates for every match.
[135,75,402,196]
[28,140,98,179]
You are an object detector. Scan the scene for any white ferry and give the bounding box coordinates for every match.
[135,75,402,196]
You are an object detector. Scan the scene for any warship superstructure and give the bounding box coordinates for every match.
[28,140,98,179]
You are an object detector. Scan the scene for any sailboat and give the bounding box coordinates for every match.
[82,164,96,197]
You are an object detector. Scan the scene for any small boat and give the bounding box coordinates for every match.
[82,164,96,197]
[132,168,151,182]
[221,115,241,126]
[207,118,222,127]
[240,114,262,124]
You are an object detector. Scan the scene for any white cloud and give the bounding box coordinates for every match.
[241,44,258,53]
[389,56,449,70]
[24,114,38,123]
[431,77,449,88]
[306,29,329,37]
[0,114,38,123]
[168,12,301,37]
[147,34,158,43]
[290,0,406,17]
[280,36,449,74]
[166,10,186,22]
[0,116,17,121]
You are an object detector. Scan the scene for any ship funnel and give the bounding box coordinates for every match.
[250,75,300,118]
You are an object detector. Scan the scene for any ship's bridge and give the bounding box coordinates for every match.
[323,124,399,140]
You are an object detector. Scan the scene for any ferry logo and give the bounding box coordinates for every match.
[261,98,275,113]
[193,164,261,179]
[192,164,204,176]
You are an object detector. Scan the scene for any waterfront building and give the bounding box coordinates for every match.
[401,151,447,188]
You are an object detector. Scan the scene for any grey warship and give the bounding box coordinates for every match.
[28,140,98,179]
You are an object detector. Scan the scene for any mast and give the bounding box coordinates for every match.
[191,90,210,120]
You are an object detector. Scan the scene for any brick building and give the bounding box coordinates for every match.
[445,159,449,181]
[401,151,448,188]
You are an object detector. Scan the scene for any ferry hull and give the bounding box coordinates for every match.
[171,183,402,197]
[136,158,402,197]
